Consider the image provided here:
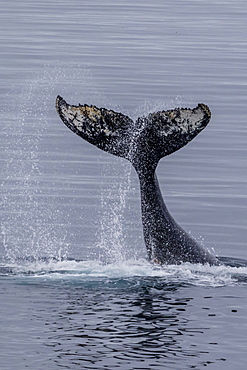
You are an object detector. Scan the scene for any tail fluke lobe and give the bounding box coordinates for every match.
[56,95,134,159]
[135,103,211,158]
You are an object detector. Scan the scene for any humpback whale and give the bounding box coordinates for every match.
[56,95,220,266]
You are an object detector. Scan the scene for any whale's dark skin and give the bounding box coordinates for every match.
[56,95,220,265]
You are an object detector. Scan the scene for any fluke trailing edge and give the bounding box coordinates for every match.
[56,95,220,265]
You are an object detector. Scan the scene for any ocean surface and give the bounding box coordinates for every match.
[1,0,247,369]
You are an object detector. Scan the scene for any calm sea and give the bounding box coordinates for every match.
[1,0,247,369]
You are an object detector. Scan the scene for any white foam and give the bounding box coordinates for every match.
[3,258,247,287]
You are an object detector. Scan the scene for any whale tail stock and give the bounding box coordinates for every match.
[55,95,211,171]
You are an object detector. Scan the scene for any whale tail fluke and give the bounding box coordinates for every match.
[56,95,211,168]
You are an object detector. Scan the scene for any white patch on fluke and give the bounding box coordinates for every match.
[157,106,206,138]
[61,103,116,137]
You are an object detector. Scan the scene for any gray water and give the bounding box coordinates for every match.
[1,0,247,369]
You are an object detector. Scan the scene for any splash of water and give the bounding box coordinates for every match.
[1,66,86,262]
[96,161,133,263]
[133,95,183,121]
